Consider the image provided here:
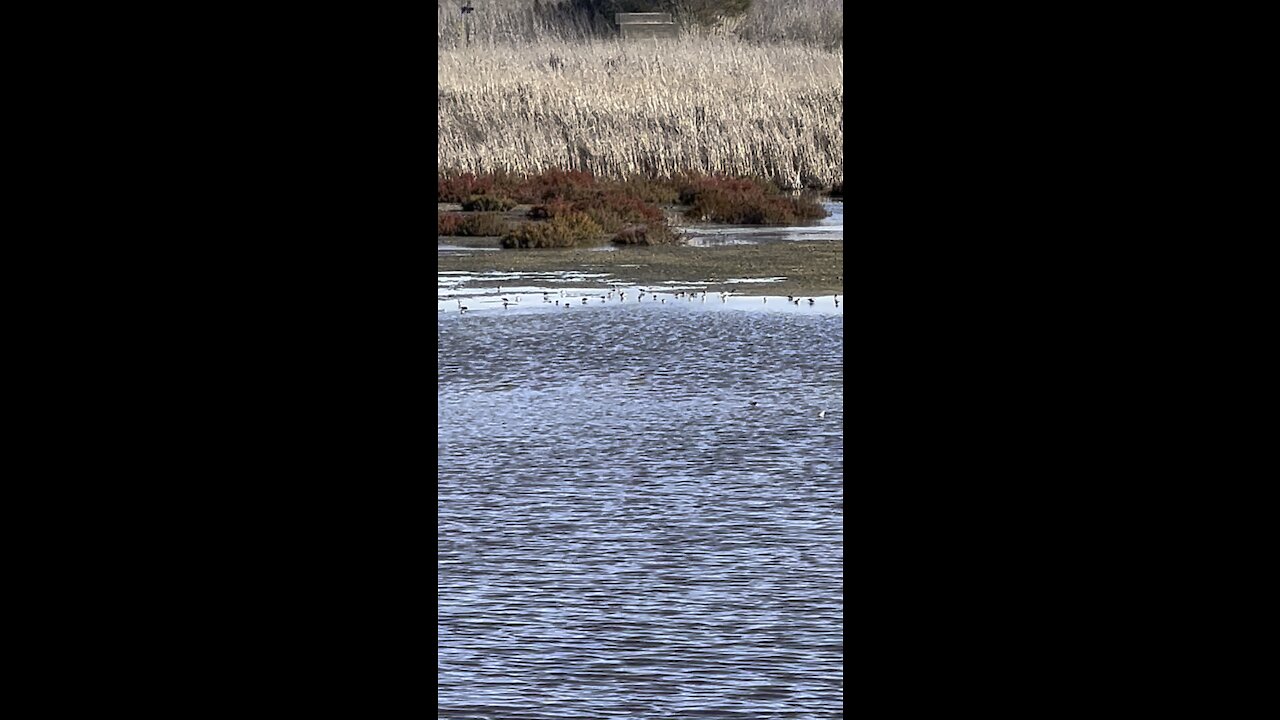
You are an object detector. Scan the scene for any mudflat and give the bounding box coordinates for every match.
[438,238,843,297]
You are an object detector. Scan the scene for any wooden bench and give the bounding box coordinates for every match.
[615,12,678,40]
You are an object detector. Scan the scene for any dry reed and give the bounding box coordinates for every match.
[438,36,843,190]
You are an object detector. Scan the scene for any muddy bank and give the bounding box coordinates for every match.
[437,240,843,297]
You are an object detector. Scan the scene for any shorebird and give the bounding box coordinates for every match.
[808,298,815,306]
[581,297,587,304]
[503,301,510,309]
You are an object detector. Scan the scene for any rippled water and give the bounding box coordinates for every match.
[439,303,844,718]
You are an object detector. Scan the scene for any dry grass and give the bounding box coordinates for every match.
[438,36,842,190]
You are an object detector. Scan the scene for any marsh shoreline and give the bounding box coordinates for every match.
[438,239,843,297]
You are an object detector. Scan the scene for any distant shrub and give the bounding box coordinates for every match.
[462,195,517,211]
[500,212,604,248]
[438,172,520,202]
[829,181,843,198]
[437,212,509,237]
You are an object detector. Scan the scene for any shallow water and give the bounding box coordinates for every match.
[438,201,843,253]
[682,201,843,246]
[439,286,843,316]
[439,302,844,718]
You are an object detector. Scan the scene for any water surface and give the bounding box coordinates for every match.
[439,303,844,718]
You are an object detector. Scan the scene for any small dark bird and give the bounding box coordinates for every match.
[808,298,815,306]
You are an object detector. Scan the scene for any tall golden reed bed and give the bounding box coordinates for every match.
[437,37,843,190]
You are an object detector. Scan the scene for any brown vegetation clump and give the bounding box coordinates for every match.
[461,195,518,211]
[501,212,604,248]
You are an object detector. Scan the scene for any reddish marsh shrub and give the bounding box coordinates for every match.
[676,173,826,224]
[516,169,598,203]
[438,172,522,202]
[437,212,509,237]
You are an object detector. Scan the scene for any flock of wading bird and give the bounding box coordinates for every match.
[451,285,841,313]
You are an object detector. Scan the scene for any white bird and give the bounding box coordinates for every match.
[819,410,827,418]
